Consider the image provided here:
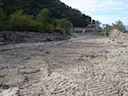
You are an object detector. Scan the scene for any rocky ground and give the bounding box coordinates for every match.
[0,30,128,96]
[0,31,70,45]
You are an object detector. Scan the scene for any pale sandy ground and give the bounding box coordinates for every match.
[0,32,128,96]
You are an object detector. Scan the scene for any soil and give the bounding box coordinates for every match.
[0,31,71,45]
[0,30,128,96]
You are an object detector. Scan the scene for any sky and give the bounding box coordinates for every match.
[60,0,128,25]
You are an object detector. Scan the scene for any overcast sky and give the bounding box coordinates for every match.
[60,0,128,25]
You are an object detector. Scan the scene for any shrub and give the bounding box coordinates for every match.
[101,30,108,36]
[101,27,113,36]
[0,21,10,30]
[112,20,126,32]
[54,18,73,34]
[101,20,126,36]
[0,8,11,30]
[10,10,36,31]
[46,24,55,32]
[0,8,6,21]
[36,8,50,32]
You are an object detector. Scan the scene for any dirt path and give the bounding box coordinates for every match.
[0,34,128,96]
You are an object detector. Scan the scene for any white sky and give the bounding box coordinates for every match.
[60,0,128,25]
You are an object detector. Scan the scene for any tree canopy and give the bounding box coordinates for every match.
[101,20,126,36]
[0,0,100,33]
[1,0,95,27]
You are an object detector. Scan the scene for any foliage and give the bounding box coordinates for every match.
[101,24,112,36]
[101,20,126,36]
[46,24,55,32]
[2,0,93,27]
[0,0,3,7]
[101,30,108,36]
[0,7,10,30]
[0,8,6,21]
[101,31,106,36]
[112,20,126,32]
[36,8,50,32]
[54,18,73,34]
[0,0,101,33]
[91,20,101,28]
[0,21,11,31]
[10,10,37,31]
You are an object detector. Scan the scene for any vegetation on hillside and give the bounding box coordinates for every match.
[0,0,100,34]
[101,20,126,36]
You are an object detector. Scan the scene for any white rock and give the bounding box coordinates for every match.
[0,87,19,96]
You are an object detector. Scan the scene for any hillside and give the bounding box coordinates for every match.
[1,0,95,27]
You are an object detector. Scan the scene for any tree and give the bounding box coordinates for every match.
[112,20,126,32]
[2,0,94,27]
[10,10,36,31]
[36,8,50,31]
[0,0,10,30]
[36,8,49,20]
[54,18,73,34]
[101,20,126,36]
[0,0,3,7]
[1,0,99,31]
[0,9,6,21]
[0,0,5,20]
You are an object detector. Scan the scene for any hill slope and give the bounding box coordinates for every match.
[2,0,94,27]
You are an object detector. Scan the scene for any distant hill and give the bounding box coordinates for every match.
[1,0,97,27]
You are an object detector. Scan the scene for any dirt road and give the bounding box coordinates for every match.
[0,33,128,96]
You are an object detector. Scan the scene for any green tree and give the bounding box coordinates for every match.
[0,0,3,7]
[10,10,36,31]
[0,9,7,21]
[36,8,50,31]
[0,0,5,20]
[2,0,93,27]
[112,20,126,32]
[101,20,126,36]
[54,18,73,34]
[0,0,10,30]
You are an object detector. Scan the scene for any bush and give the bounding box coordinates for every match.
[112,20,126,32]
[54,18,73,34]
[102,26,113,36]
[0,8,6,21]
[0,21,11,30]
[10,10,36,31]
[0,8,73,33]
[36,8,50,32]
[101,30,108,36]
[101,20,126,36]
[46,24,55,32]
[0,8,10,30]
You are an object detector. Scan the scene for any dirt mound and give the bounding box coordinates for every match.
[109,29,128,40]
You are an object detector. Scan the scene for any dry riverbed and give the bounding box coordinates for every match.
[0,31,128,96]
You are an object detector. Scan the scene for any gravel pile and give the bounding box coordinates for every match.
[109,29,128,40]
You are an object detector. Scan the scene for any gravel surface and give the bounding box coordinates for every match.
[0,31,71,45]
[0,31,128,96]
